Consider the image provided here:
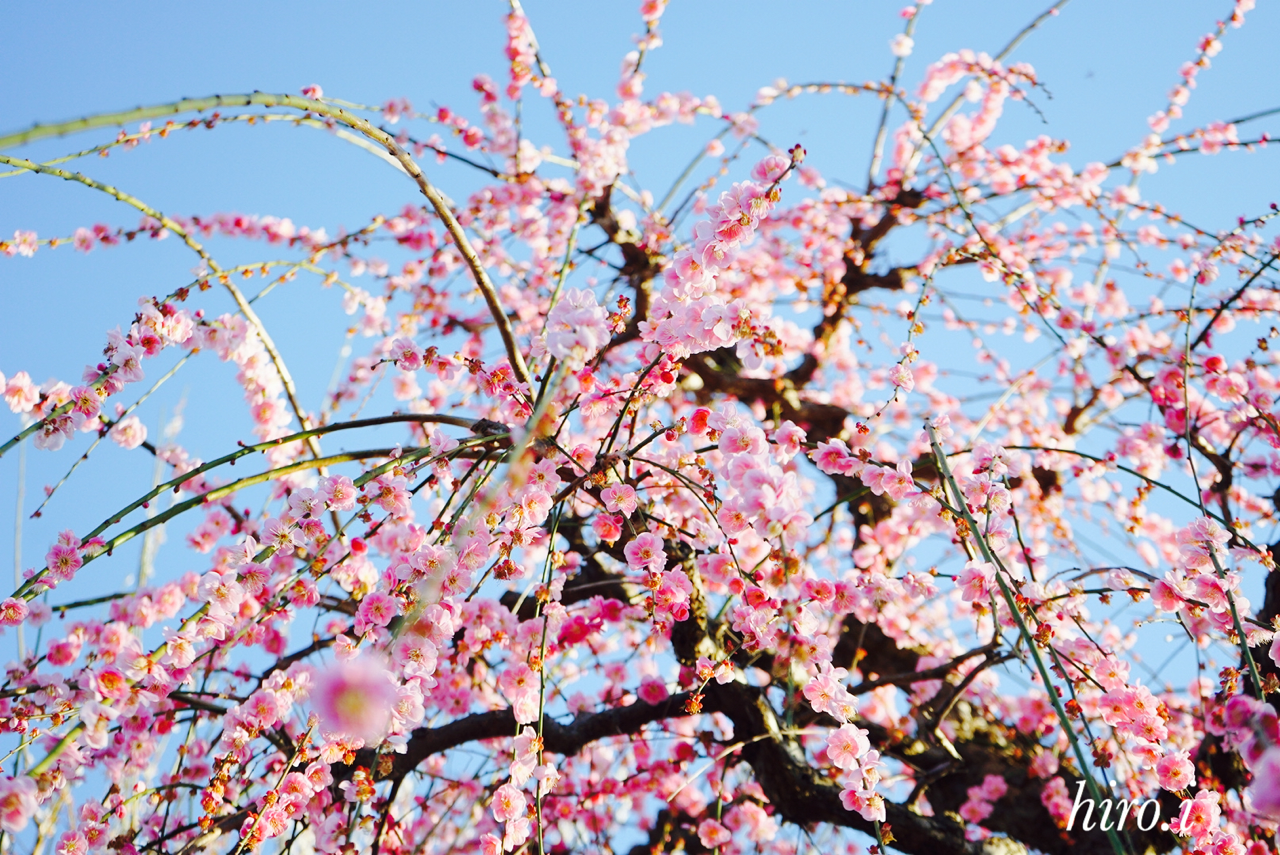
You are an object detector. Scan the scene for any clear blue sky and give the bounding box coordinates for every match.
[0,0,1277,648]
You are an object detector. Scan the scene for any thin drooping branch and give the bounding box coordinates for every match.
[0,93,532,390]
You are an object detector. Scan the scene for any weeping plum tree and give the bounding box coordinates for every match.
[1,1,1279,853]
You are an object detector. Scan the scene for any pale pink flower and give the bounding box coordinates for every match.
[1248,745,1280,819]
[503,816,531,851]
[429,427,458,456]
[802,666,850,721]
[108,415,147,450]
[511,726,539,786]
[889,362,915,392]
[259,806,290,838]
[197,570,245,614]
[9,230,38,258]
[318,475,357,511]
[491,783,526,823]
[355,591,400,635]
[696,655,733,685]
[826,723,871,769]
[262,517,303,552]
[499,663,541,724]
[879,459,917,500]
[3,372,39,413]
[958,560,996,602]
[0,775,38,832]
[839,785,885,822]
[110,343,145,383]
[601,483,639,517]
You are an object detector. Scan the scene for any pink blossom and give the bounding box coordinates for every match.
[980,775,1008,801]
[503,816,531,851]
[543,288,609,366]
[1249,745,1280,819]
[355,591,400,635]
[0,775,38,832]
[889,362,915,392]
[239,690,282,730]
[311,656,398,744]
[318,475,357,511]
[593,513,623,543]
[3,372,39,413]
[46,544,83,582]
[491,783,526,823]
[8,230,38,258]
[56,831,87,855]
[197,569,245,614]
[624,532,666,573]
[389,337,423,370]
[638,679,669,705]
[812,439,860,477]
[826,723,871,769]
[1157,751,1195,791]
[802,666,851,721]
[601,483,639,517]
[697,819,732,847]
[108,415,147,449]
[839,786,886,822]
[0,598,29,626]
[499,663,541,724]
[1172,789,1221,841]
[957,560,996,602]
[258,806,290,838]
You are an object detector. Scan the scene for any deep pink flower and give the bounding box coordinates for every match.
[592,513,623,544]
[0,598,28,626]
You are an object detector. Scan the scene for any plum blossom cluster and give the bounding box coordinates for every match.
[4,298,194,451]
[4,2,1280,854]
